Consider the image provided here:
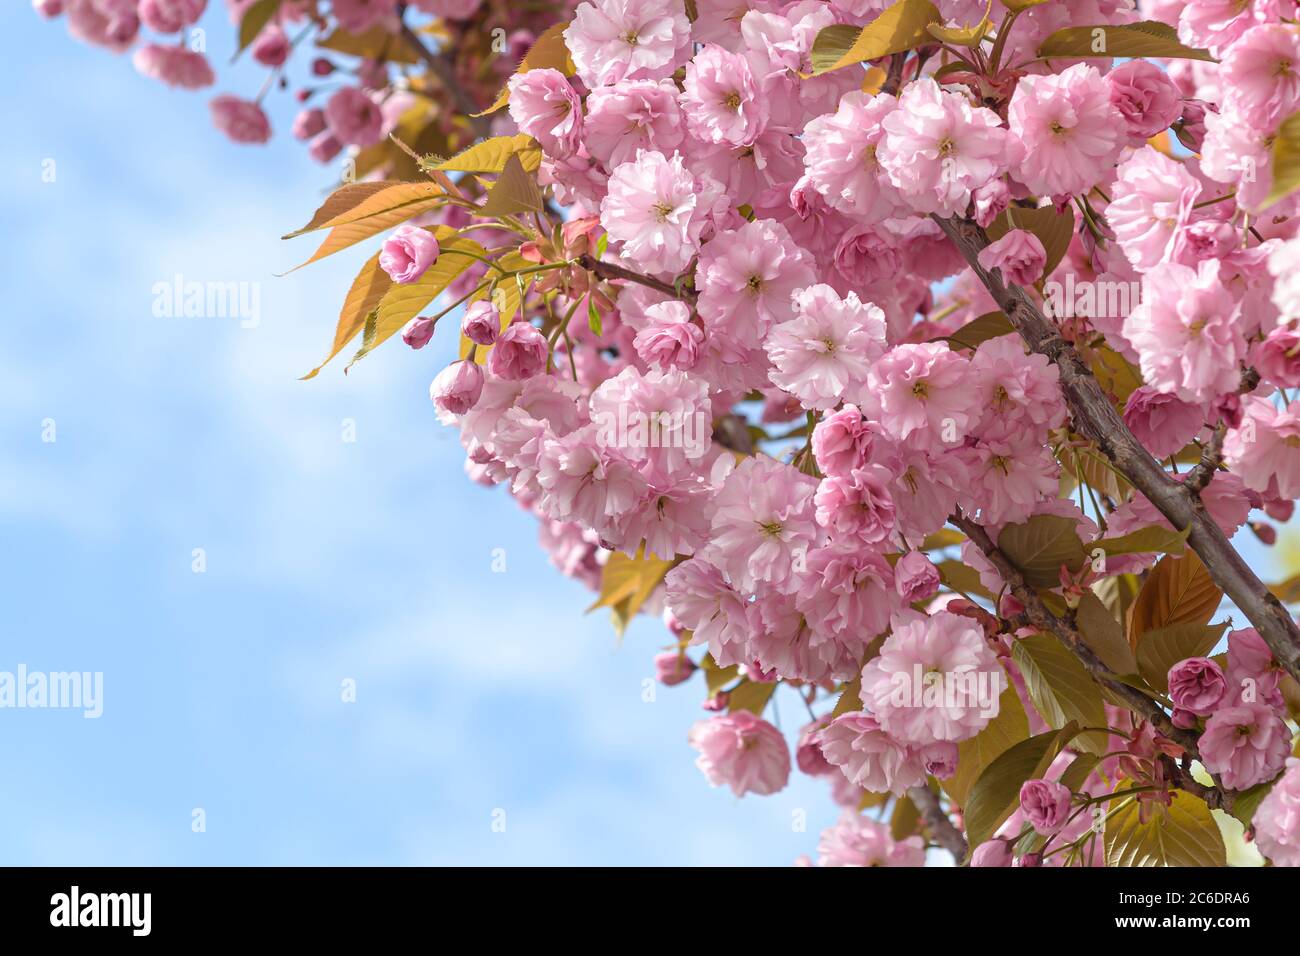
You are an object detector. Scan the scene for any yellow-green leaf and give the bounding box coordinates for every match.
[1265,110,1300,210]
[1092,525,1189,558]
[476,22,576,117]
[1090,345,1143,405]
[436,134,543,174]
[300,251,392,380]
[1038,21,1215,63]
[1128,552,1224,645]
[316,24,422,64]
[728,679,778,716]
[807,0,941,75]
[964,726,1066,852]
[1136,621,1228,693]
[939,311,1012,351]
[1269,571,1300,604]
[1076,591,1137,676]
[997,514,1087,589]
[478,153,544,217]
[236,0,281,57]
[348,234,485,369]
[701,654,740,696]
[830,677,863,719]
[1012,634,1108,755]
[937,559,995,600]
[942,673,1028,807]
[284,181,445,239]
[286,195,447,272]
[890,793,922,840]
[988,203,1075,279]
[1104,790,1227,866]
[588,549,673,620]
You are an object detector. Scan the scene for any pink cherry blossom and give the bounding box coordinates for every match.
[860,611,1003,744]
[508,69,584,157]
[209,95,270,144]
[379,225,440,285]
[688,710,790,797]
[600,150,704,276]
[681,44,768,148]
[816,712,927,796]
[977,229,1047,287]
[1199,702,1291,790]
[1019,779,1071,835]
[583,79,684,169]
[880,78,1011,217]
[564,0,690,88]
[816,812,925,867]
[1254,758,1300,867]
[764,285,884,410]
[1008,64,1124,199]
[1105,59,1184,144]
[1123,259,1246,402]
[1167,657,1228,715]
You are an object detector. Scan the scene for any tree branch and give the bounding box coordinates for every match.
[908,785,968,861]
[397,12,493,140]
[949,510,1236,813]
[575,254,695,302]
[934,214,1300,685]
[949,512,1202,755]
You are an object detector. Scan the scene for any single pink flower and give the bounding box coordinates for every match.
[1199,702,1291,790]
[486,322,549,381]
[379,225,440,285]
[977,228,1047,286]
[209,95,270,144]
[688,711,790,797]
[1019,779,1072,835]
[430,360,484,416]
[1167,657,1227,716]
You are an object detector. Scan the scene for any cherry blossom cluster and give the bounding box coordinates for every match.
[392,0,1300,867]
[45,0,1300,866]
[34,0,574,165]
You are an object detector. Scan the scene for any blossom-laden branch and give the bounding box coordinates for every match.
[908,785,968,861]
[934,214,1300,688]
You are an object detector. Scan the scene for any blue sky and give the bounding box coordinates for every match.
[0,6,843,865]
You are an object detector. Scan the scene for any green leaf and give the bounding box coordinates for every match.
[1135,621,1228,693]
[1092,525,1189,558]
[1266,111,1300,210]
[728,679,778,716]
[1104,791,1227,867]
[1075,591,1137,676]
[348,234,485,370]
[588,548,673,618]
[890,793,922,840]
[436,134,543,174]
[1128,552,1224,644]
[1091,345,1143,404]
[987,204,1075,279]
[587,296,603,336]
[1011,634,1108,755]
[830,678,863,719]
[938,311,1012,351]
[997,514,1087,589]
[1230,780,1278,827]
[478,153,545,217]
[937,559,994,600]
[1038,21,1215,63]
[701,654,739,696]
[235,0,282,58]
[941,672,1028,807]
[964,726,1067,852]
[807,0,941,75]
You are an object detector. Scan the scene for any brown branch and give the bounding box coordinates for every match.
[949,511,1236,813]
[908,785,968,861]
[881,53,908,96]
[934,214,1300,686]
[949,512,1201,755]
[575,254,695,302]
[1185,423,1226,495]
[397,14,492,140]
